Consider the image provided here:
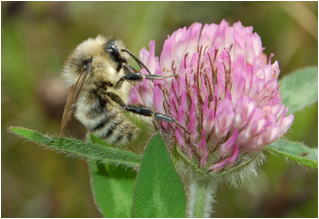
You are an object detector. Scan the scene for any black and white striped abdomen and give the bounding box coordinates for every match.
[75,93,139,145]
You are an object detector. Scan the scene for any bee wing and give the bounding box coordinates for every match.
[60,71,89,136]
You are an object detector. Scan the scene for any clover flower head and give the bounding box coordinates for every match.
[129,20,294,172]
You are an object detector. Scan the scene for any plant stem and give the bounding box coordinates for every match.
[186,175,217,218]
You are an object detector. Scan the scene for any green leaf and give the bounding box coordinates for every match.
[280,66,318,113]
[88,135,136,218]
[9,126,141,167]
[267,139,318,168]
[89,161,136,218]
[132,134,186,217]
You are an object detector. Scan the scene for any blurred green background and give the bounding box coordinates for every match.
[2,1,318,217]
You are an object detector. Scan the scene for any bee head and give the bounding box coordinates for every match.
[63,35,131,86]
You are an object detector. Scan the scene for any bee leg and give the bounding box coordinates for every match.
[114,73,143,89]
[124,105,175,122]
[123,64,175,80]
[105,92,126,107]
[114,72,175,89]
[106,91,175,123]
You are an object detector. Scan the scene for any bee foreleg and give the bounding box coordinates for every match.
[106,91,175,123]
[114,72,175,89]
[114,73,143,89]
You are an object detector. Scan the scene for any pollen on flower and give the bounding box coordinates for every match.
[129,20,294,172]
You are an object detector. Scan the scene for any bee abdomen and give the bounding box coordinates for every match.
[90,116,139,145]
[75,94,139,145]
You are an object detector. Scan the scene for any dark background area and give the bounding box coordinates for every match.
[2,1,317,217]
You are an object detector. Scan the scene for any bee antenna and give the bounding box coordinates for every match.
[121,49,152,75]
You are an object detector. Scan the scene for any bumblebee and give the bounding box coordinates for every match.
[60,35,174,144]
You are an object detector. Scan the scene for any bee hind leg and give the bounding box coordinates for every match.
[106,91,175,123]
[124,105,175,122]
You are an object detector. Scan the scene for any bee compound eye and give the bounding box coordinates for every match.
[106,42,124,64]
[107,44,116,53]
[107,44,120,59]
